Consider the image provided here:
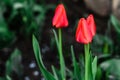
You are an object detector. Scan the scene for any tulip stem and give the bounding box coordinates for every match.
[84,44,90,80]
[58,28,66,80]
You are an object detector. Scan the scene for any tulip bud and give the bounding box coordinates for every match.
[52,4,68,28]
[76,14,96,44]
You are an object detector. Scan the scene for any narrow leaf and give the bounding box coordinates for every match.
[6,49,22,76]
[52,66,59,80]
[88,53,93,80]
[52,29,59,50]
[92,56,97,80]
[6,75,12,80]
[71,45,81,80]
[110,15,120,33]
[32,35,55,80]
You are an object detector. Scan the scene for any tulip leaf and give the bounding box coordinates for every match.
[52,66,62,80]
[51,67,62,80]
[71,45,81,80]
[52,29,59,51]
[88,53,93,80]
[95,67,102,80]
[32,35,55,80]
[110,15,120,33]
[6,75,12,80]
[92,56,97,80]
[53,29,66,79]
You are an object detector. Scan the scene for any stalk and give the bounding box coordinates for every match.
[58,28,65,80]
[84,44,90,80]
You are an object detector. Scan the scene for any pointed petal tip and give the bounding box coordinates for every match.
[52,3,68,28]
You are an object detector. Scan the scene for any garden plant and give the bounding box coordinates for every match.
[1,0,120,80]
[33,3,97,80]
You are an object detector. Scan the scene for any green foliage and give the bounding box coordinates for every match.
[53,29,66,80]
[6,49,23,78]
[71,46,83,80]
[100,58,120,80]
[110,15,120,33]
[0,0,55,48]
[92,56,97,80]
[84,44,93,80]
[0,6,15,49]
[92,34,113,54]
[95,67,102,80]
[0,75,12,80]
[32,35,55,80]
[0,49,22,80]
[32,35,98,80]
[52,66,62,80]
[0,22,15,49]
[52,66,59,80]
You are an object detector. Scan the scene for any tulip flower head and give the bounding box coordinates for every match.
[76,14,96,44]
[52,4,68,28]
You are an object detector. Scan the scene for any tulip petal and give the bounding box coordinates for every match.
[56,10,68,27]
[52,4,63,26]
[87,14,96,37]
[52,4,68,28]
[76,18,92,44]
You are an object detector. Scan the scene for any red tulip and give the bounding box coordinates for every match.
[76,14,96,44]
[52,4,68,28]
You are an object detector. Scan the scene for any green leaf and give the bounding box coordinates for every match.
[100,59,120,80]
[0,20,15,49]
[0,77,6,80]
[13,2,24,9]
[32,35,55,80]
[88,53,93,80]
[52,29,59,50]
[66,68,73,79]
[53,29,66,79]
[95,67,102,80]
[71,45,81,80]
[6,49,23,76]
[0,75,12,80]
[110,15,120,33]
[6,75,12,80]
[92,56,97,80]
[52,66,59,80]
[92,34,113,54]
[52,66,62,80]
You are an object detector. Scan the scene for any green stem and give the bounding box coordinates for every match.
[84,44,90,80]
[58,28,65,80]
